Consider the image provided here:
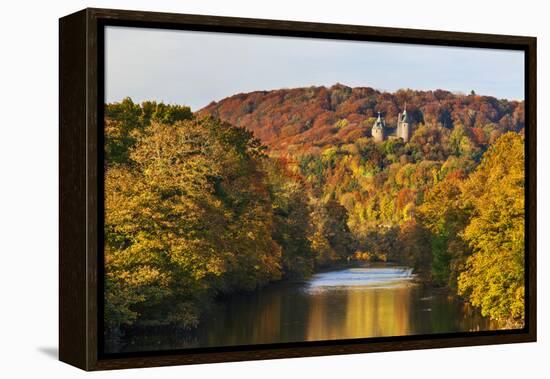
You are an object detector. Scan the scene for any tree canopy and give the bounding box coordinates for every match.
[104,102,355,332]
[105,90,526,332]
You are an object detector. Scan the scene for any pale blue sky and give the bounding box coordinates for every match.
[105,26,525,111]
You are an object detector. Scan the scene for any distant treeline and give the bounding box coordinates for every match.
[200,84,524,154]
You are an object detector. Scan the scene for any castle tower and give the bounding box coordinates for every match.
[397,103,411,142]
[372,112,386,142]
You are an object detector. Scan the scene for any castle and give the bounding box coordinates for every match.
[371,105,412,143]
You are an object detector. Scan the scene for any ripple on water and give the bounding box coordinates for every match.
[305,266,416,293]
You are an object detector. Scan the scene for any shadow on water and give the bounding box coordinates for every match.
[106,263,499,353]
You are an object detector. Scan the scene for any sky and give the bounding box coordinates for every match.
[105,26,525,111]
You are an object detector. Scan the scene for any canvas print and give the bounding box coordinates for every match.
[102,26,526,354]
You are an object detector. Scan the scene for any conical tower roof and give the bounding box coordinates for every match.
[401,103,409,123]
[373,112,385,129]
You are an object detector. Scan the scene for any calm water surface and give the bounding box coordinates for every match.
[106,264,497,353]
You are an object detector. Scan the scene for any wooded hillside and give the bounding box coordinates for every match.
[104,86,525,335]
[200,84,524,155]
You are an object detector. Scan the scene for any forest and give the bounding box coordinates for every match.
[104,85,525,337]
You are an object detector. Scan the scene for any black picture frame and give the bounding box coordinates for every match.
[59,7,537,371]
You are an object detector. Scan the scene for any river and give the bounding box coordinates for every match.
[105,263,497,353]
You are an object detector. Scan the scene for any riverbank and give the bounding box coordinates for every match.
[105,262,500,353]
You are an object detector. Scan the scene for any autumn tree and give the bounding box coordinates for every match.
[458,132,525,326]
[104,93,526,333]
[418,169,471,287]
[263,159,315,278]
[104,115,281,331]
[105,97,193,165]
[310,199,356,267]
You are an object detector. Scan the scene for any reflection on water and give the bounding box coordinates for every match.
[106,264,498,353]
[305,267,416,341]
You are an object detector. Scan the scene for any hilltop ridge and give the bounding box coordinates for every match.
[199,84,524,154]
